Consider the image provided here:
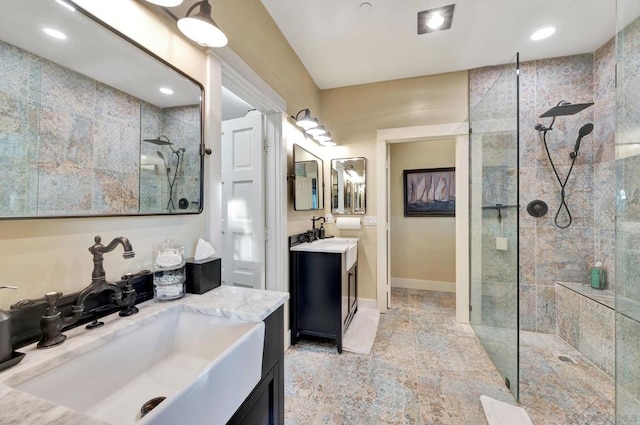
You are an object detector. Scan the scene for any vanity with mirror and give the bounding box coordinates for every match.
[331,157,366,215]
[293,145,324,211]
[0,0,204,219]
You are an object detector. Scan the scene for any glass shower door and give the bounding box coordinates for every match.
[469,54,520,399]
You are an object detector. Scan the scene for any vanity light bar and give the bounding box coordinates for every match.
[292,109,337,147]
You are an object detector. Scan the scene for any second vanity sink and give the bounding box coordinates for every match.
[7,307,265,425]
[291,237,359,270]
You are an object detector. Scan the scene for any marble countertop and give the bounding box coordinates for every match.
[290,237,359,254]
[0,286,289,425]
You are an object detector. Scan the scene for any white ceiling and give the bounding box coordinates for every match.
[260,0,628,90]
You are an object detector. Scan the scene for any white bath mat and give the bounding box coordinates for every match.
[342,308,380,355]
[480,395,534,425]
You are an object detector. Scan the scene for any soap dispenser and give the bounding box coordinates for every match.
[590,261,606,290]
[0,286,18,363]
[319,222,326,239]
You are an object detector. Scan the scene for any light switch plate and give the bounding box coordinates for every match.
[325,213,335,224]
[364,216,377,226]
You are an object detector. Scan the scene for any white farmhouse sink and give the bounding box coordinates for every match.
[290,237,359,270]
[10,308,265,425]
[345,242,358,270]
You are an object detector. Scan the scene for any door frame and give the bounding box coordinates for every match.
[376,122,470,323]
[207,49,288,293]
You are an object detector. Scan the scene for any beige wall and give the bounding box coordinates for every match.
[319,72,469,301]
[0,0,210,309]
[212,0,321,118]
[389,140,456,287]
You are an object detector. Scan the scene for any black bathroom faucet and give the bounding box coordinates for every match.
[308,216,326,242]
[39,236,137,348]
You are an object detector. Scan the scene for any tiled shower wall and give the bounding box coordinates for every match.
[470,40,616,333]
[0,39,200,216]
[140,104,201,213]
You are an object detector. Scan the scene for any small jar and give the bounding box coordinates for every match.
[153,264,186,301]
[153,239,186,301]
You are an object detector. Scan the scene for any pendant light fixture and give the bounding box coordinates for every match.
[294,109,318,130]
[305,125,326,137]
[177,0,228,47]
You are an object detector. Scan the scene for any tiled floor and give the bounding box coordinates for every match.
[284,288,619,424]
[519,331,615,425]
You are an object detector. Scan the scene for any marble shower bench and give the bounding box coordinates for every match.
[555,282,614,378]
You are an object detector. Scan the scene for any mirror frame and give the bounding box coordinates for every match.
[0,0,205,220]
[293,144,325,211]
[331,157,366,215]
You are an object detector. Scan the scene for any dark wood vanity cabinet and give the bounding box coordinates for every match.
[227,306,284,425]
[290,250,358,353]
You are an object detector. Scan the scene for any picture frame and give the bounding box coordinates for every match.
[403,167,456,217]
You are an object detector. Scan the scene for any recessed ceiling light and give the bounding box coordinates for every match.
[55,0,76,12]
[159,87,174,95]
[531,26,556,41]
[359,2,372,13]
[426,14,445,29]
[145,0,184,6]
[43,28,67,40]
[418,4,455,35]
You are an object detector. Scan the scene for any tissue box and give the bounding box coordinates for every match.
[185,257,221,294]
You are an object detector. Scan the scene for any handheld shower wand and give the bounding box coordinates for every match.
[569,123,594,159]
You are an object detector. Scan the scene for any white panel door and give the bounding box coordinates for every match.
[221,111,264,289]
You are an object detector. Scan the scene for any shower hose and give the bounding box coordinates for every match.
[539,116,578,229]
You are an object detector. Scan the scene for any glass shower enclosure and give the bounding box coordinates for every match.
[616,1,640,422]
[469,54,520,400]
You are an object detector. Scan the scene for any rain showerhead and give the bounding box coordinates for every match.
[143,135,173,146]
[539,102,594,118]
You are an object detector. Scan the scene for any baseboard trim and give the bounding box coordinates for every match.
[358,298,378,310]
[391,278,455,293]
[285,329,291,351]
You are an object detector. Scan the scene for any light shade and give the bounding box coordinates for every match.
[319,139,336,147]
[295,109,318,130]
[314,133,332,143]
[145,0,184,6]
[305,125,326,137]
[178,1,228,47]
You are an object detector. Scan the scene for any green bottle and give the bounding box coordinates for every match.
[590,261,605,290]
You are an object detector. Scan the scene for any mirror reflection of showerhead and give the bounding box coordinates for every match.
[570,123,594,158]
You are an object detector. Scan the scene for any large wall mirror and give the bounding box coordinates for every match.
[0,0,204,219]
[331,157,366,215]
[293,145,324,211]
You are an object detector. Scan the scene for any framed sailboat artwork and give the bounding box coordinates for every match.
[403,167,455,217]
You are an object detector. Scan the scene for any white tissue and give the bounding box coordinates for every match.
[194,238,216,260]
